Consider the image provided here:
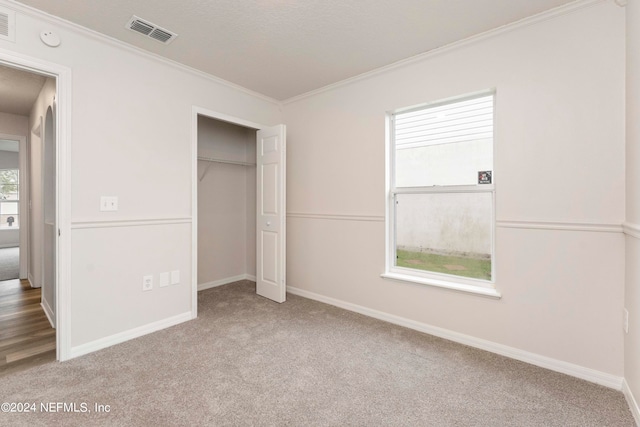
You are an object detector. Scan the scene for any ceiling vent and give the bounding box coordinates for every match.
[0,7,16,42]
[125,15,177,44]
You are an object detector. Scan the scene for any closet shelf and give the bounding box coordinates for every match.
[197,156,256,167]
[198,156,256,182]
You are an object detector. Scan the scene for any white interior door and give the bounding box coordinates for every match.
[256,124,286,303]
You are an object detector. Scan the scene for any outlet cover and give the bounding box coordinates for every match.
[159,272,170,288]
[142,275,153,291]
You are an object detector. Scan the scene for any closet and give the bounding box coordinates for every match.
[197,116,257,290]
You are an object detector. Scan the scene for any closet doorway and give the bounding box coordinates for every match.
[193,108,286,311]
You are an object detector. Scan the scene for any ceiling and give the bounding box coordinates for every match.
[0,64,46,115]
[14,0,576,100]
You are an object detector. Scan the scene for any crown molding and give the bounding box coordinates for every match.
[3,0,281,107]
[282,0,607,105]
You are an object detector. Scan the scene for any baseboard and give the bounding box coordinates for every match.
[41,298,55,329]
[623,379,640,426]
[27,273,39,288]
[287,286,624,390]
[0,243,18,249]
[198,274,256,291]
[68,311,192,360]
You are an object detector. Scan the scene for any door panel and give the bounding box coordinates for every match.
[256,125,286,303]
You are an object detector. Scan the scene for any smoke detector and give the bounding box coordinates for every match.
[125,15,177,44]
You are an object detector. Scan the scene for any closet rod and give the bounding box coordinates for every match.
[197,156,256,167]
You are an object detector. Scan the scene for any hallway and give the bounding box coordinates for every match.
[0,278,55,376]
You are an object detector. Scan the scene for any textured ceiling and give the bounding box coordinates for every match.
[14,0,576,100]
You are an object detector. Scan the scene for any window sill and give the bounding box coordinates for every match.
[0,227,19,231]
[381,271,501,299]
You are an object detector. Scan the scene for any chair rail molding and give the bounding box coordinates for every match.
[623,222,640,239]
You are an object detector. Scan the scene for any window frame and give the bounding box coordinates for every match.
[382,91,500,298]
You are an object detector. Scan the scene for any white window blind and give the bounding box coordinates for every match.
[394,95,494,150]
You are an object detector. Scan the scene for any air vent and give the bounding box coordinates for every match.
[125,15,177,44]
[0,7,16,42]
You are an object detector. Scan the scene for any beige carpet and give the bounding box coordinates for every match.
[0,280,634,426]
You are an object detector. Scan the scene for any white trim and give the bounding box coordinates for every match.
[282,0,605,105]
[498,220,623,233]
[287,212,385,222]
[623,222,640,239]
[27,272,37,288]
[70,217,191,229]
[287,286,624,390]
[192,106,268,131]
[381,271,500,298]
[191,109,198,320]
[41,299,54,328]
[68,311,192,360]
[623,379,640,426]
[1,0,280,107]
[198,274,255,291]
[285,214,626,232]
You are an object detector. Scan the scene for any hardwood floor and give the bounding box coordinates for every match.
[0,279,56,376]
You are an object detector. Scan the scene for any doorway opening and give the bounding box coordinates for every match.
[0,52,70,365]
[0,63,56,372]
[196,115,258,293]
[191,107,286,317]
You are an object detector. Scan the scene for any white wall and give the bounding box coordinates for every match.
[28,78,54,295]
[625,0,640,420]
[283,1,625,379]
[0,229,18,248]
[197,117,256,286]
[0,111,28,136]
[396,192,492,256]
[0,0,281,351]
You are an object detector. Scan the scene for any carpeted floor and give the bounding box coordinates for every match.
[0,246,19,281]
[0,280,635,426]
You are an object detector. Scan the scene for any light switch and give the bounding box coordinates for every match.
[100,196,118,211]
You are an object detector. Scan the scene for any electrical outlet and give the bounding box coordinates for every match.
[142,275,153,291]
[159,272,170,288]
[624,308,629,334]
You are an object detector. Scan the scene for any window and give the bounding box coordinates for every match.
[384,92,498,296]
[0,169,19,229]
